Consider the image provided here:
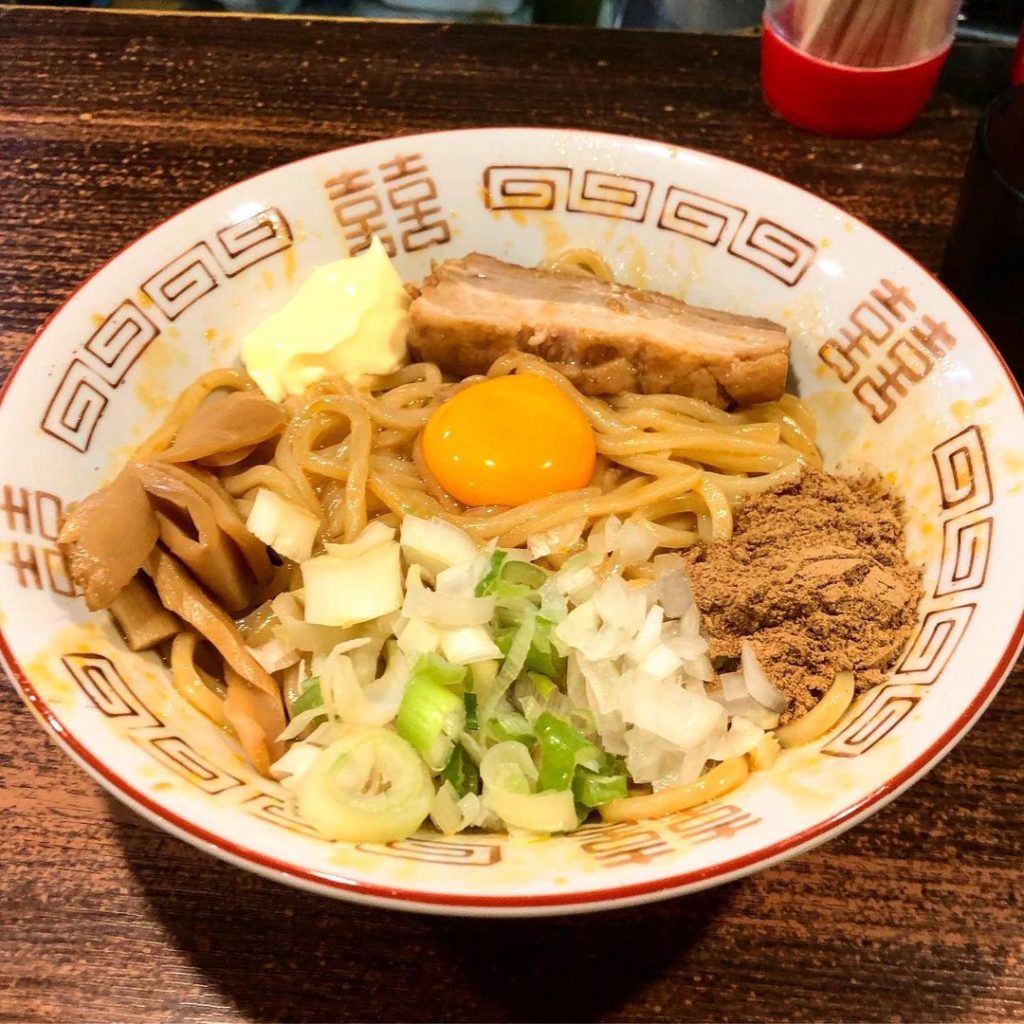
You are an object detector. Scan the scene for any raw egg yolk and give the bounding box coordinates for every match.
[421,374,597,507]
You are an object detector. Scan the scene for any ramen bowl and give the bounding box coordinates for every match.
[3,128,1023,916]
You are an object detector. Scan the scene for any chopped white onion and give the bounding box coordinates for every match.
[430,780,464,836]
[741,640,788,713]
[684,676,708,698]
[708,693,781,731]
[537,580,568,625]
[624,726,682,786]
[320,640,410,727]
[593,576,647,639]
[405,563,424,591]
[576,656,621,716]
[621,673,727,751]
[340,630,385,686]
[528,517,587,558]
[271,592,354,654]
[269,741,320,783]
[719,671,749,703]
[434,557,487,598]
[400,516,478,575]
[556,565,598,601]
[587,515,622,556]
[637,643,682,680]
[323,520,395,559]
[246,489,321,564]
[440,624,502,665]
[247,636,301,674]
[401,586,495,626]
[553,551,600,594]
[614,518,658,566]
[277,706,329,743]
[655,743,712,790]
[708,715,765,761]
[501,547,535,563]
[631,606,666,662]
[682,653,716,683]
[303,719,343,747]
[666,629,709,663]
[553,601,601,652]
[430,783,494,835]
[396,617,442,656]
[586,623,636,662]
[302,541,404,627]
[653,556,697,619]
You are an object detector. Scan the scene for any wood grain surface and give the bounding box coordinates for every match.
[1,8,1022,1022]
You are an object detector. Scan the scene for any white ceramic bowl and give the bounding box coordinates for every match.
[3,128,1023,917]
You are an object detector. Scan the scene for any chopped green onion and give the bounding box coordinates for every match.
[396,675,466,771]
[492,569,544,607]
[571,707,597,736]
[410,651,467,689]
[460,731,486,765]
[528,649,565,678]
[487,711,535,747]
[290,676,323,716]
[537,580,568,626]
[480,742,578,833]
[475,550,508,596]
[526,619,566,678]
[572,765,628,808]
[492,605,536,698]
[440,743,481,798]
[295,729,433,842]
[532,620,554,652]
[478,554,548,605]
[501,560,547,589]
[496,623,566,680]
[535,711,602,792]
[464,691,479,732]
[526,671,557,701]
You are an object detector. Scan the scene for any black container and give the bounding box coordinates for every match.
[941,86,1024,382]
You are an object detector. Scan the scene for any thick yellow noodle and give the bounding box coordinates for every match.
[139,353,816,554]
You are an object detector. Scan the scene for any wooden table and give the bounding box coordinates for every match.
[1,7,1022,1021]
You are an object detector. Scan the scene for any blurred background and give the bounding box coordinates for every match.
[8,0,1024,35]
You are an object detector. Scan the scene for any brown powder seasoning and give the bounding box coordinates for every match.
[686,470,922,722]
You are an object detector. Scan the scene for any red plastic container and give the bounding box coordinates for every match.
[1012,21,1024,86]
[761,12,953,137]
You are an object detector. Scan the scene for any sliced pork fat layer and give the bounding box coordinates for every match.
[409,254,790,407]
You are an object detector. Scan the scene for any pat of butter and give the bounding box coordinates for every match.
[241,237,410,401]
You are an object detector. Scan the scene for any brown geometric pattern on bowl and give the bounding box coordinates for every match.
[51,643,775,863]
[483,166,816,286]
[40,205,292,454]
[822,423,994,757]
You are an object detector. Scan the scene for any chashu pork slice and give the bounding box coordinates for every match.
[408,254,790,407]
